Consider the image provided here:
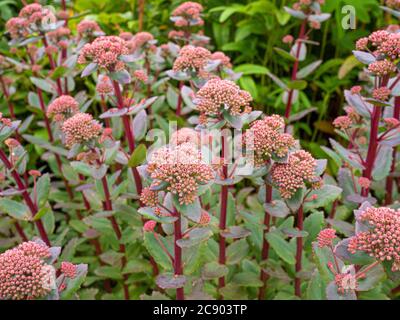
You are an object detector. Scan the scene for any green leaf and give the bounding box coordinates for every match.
[226,238,249,265]
[265,230,296,265]
[233,272,263,287]
[274,47,296,61]
[288,80,308,90]
[202,262,229,279]
[70,161,92,176]
[60,264,88,300]
[128,144,147,167]
[156,273,186,289]
[264,200,290,218]
[143,232,172,270]
[30,77,56,94]
[94,265,123,280]
[297,60,322,79]
[51,66,69,80]
[33,206,51,221]
[306,270,326,300]
[303,185,342,212]
[234,64,270,75]
[36,173,50,207]
[138,207,177,224]
[303,211,325,249]
[0,198,30,220]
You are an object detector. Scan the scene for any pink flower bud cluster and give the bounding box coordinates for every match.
[171,2,204,27]
[348,206,400,271]
[372,86,391,101]
[244,115,295,166]
[145,143,214,205]
[133,70,148,83]
[368,60,397,77]
[78,36,129,71]
[140,187,159,207]
[77,20,103,38]
[61,112,102,148]
[172,45,212,76]
[195,78,252,121]
[0,241,55,300]
[143,220,157,232]
[60,262,77,279]
[47,95,80,122]
[335,272,357,294]
[127,32,154,52]
[386,0,400,9]
[356,30,400,62]
[210,51,232,69]
[96,75,114,95]
[271,150,318,199]
[317,228,337,248]
[5,17,28,39]
[292,0,325,13]
[170,128,201,146]
[18,3,56,28]
[333,115,353,130]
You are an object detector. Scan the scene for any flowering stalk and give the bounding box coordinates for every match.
[218,133,228,295]
[176,81,183,116]
[0,148,50,245]
[258,183,272,300]
[284,20,307,123]
[41,35,63,96]
[294,204,304,297]
[385,96,400,204]
[111,80,143,195]
[173,207,184,300]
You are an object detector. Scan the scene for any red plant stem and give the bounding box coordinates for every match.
[361,106,382,197]
[14,221,28,241]
[294,205,304,298]
[385,96,400,205]
[284,20,307,125]
[176,81,183,116]
[218,133,228,295]
[173,207,184,300]
[112,81,143,195]
[41,36,63,96]
[258,183,272,300]
[0,148,50,245]
[138,0,145,32]
[99,172,130,300]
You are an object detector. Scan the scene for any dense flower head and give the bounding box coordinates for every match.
[358,177,371,189]
[127,32,154,52]
[368,30,390,47]
[271,150,318,199]
[372,87,391,101]
[47,27,70,41]
[96,75,114,95]
[77,20,102,38]
[333,115,353,130]
[143,220,157,232]
[172,45,211,76]
[317,228,337,248]
[356,30,400,61]
[199,210,211,225]
[170,128,201,146]
[0,241,55,300]
[349,206,400,271]
[5,17,28,39]
[133,70,148,83]
[140,187,159,207]
[368,60,396,77]
[377,33,400,60]
[210,51,232,68]
[386,0,400,9]
[243,115,295,166]
[172,2,204,26]
[146,143,214,205]
[282,35,294,44]
[384,117,400,128]
[195,78,252,121]
[119,32,134,41]
[355,37,369,51]
[18,3,56,29]
[335,272,357,294]
[78,36,128,71]
[61,113,102,148]
[61,262,76,279]
[47,95,80,122]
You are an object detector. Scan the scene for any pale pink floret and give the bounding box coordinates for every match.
[133,70,148,83]
[355,37,369,51]
[199,210,211,225]
[77,20,102,37]
[358,177,371,189]
[377,33,400,59]
[145,143,214,205]
[350,86,362,95]
[170,128,201,146]
[173,45,212,75]
[61,262,76,279]
[244,115,295,166]
[317,228,337,248]
[96,75,114,95]
[5,17,28,39]
[333,115,352,130]
[172,1,204,26]
[368,30,390,47]
[271,150,317,199]
[143,220,157,232]
[372,87,391,101]
[386,0,400,9]
[282,35,294,44]
[140,187,159,207]
[348,206,400,271]
[368,60,396,76]
[78,36,128,71]
[195,78,252,121]
[47,95,80,122]
[61,113,102,148]
[19,4,56,27]
[0,241,54,300]
[210,51,232,68]
[127,32,154,52]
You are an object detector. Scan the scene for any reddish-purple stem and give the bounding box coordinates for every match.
[0,148,50,245]
[176,81,183,116]
[295,205,304,298]
[173,207,184,300]
[258,183,272,300]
